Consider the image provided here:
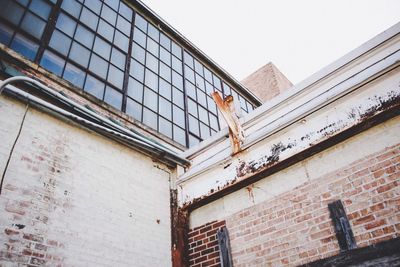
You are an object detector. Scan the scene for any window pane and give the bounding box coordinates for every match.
[172,71,183,90]
[213,75,222,90]
[63,63,85,88]
[184,65,194,83]
[101,4,117,25]
[160,33,171,51]
[145,52,158,74]
[189,115,199,135]
[104,86,122,110]
[84,0,101,14]
[194,59,203,75]
[117,15,131,36]
[69,42,90,67]
[198,105,208,124]
[200,123,210,139]
[0,1,24,26]
[195,74,205,91]
[89,53,108,77]
[0,22,13,45]
[183,51,194,68]
[188,99,198,117]
[171,41,182,59]
[197,90,207,107]
[209,114,219,130]
[173,126,186,146]
[172,87,184,106]
[144,69,158,91]
[147,37,158,56]
[119,2,133,21]
[134,15,147,32]
[127,77,143,102]
[93,36,111,59]
[10,34,38,60]
[126,98,142,121]
[133,28,146,48]
[21,12,46,39]
[160,47,171,66]
[49,30,71,56]
[80,7,98,31]
[61,0,82,18]
[159,62,171,83]
[111,47,126,69]
[40,50,65,76]
[159,97,171,120]
[205,81,214,94]
[172,56,182,74]
[147,23,159,42]
[143,108,157,129]
[84,74,105,99]
[104,0,118,11]
[98,19,114,42]
[130,59,144,82]
[75,25,94,48]
[107,65,124,88]
[114,30,129,52]
[29,0,51,20]
[185,80,196,100]
[204,68,213,83]
[56,13,76,37]
[173,105,185,127]
[207,96,217,114]
[132,42,145,64]
[159,78,171,100]
[159,117,172,139]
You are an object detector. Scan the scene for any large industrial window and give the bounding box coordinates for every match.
[0,0,257,148]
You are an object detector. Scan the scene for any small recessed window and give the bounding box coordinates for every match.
[172,71,183,90]
[159,117,172,139]
[183,51,194,68]
[172,56,182,74]
[133,28,146,48]
[188,99,198,117]
[145,52,158,74]
[160,33,171,51]
[98,19,114,42]
[159,62,171,83]
[172,87,184,106]
[171,41,182,59]
[119,2,133,21]
[143,108,157,129]
[185,80,196,100]
[159,97,172,120]
[173,105,185,127]
[101,4,117,25]
[147,37,159,57]
[189,115,199,136]
[198,105,208,124]
[173,126,186,146]
[107,65,124,88]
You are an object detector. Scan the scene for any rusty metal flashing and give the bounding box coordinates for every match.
[212,92,245,155]
[183,99,400,211]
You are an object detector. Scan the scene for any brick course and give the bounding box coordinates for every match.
[188,221,226,267]
[224,144,400,266]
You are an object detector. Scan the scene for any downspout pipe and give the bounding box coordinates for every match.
[0,76,190,166]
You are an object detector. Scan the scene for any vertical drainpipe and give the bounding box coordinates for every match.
[170,189,189,267]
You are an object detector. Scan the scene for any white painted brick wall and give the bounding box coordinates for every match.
[0,96,172,266]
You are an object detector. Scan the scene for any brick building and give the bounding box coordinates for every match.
[0,0,399,266]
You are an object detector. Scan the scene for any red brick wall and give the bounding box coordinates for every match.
[223,144,400,266]
[188,220,226,267]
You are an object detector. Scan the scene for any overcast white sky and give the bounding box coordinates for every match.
[141,0,399,84]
